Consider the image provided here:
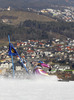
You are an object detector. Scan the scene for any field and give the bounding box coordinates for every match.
[0,10,55,25]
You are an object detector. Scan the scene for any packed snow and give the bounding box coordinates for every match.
[0,75,74,100]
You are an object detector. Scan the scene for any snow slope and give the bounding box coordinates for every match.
[0,75,74,100]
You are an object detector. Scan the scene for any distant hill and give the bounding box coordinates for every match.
[0,0,74,9]
[0,10,55,25]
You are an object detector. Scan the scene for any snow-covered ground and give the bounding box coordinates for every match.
[0,75,74,100]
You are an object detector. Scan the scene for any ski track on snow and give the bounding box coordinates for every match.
[0,75,74,100]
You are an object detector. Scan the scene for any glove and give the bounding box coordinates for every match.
[49,68,51,71]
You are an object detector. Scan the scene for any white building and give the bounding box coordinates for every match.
[7,6,11,11]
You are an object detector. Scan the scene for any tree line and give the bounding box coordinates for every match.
[0,20,74,41]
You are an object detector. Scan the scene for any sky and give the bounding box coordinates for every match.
[0,75,74,100]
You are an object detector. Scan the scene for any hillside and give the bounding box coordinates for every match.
[0,20,74,41]
[0,10,55,25]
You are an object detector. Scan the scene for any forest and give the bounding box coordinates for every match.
[0,20,74,41]
[0,0,74,9]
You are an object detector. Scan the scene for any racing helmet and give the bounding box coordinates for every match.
[38,61,43,64]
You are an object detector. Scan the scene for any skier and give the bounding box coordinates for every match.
[33,61,52,76]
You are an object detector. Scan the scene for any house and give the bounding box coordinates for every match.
[0,68,6,75]
[44,51,51,56]
[7,6,11,11]
[27,50,34,54]
[15,66,22,71]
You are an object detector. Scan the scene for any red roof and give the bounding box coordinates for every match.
[57,44,62,47]
[30,40,39,42]
[39,42,43,45]
[17,43,20,46]
[27,50,34,53]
